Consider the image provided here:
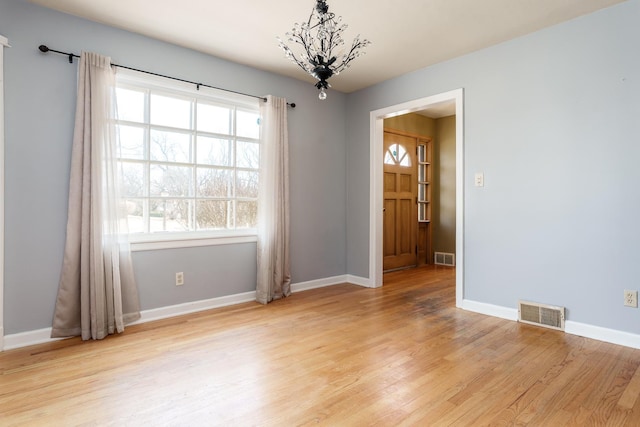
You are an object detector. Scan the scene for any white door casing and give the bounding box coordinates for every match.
[369,89,464,307]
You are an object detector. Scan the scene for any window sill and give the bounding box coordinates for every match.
[129,231,258,252]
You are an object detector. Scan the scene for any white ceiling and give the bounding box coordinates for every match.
[30,0,626,94]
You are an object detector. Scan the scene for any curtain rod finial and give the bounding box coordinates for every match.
[38,45,50,53]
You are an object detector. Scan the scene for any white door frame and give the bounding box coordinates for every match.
[0,35,9,350]
[369,88,464,307]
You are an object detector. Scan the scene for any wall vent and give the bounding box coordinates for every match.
[518,300,565,331]
[434,252,455,266]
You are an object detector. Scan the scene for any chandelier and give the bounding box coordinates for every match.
[278,0,370,100]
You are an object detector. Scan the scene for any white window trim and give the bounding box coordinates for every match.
[115,68,261,250]
[130,233,257,252]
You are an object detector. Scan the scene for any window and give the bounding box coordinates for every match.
[115,71,260,245]
[417,141,431,222]
[384,143,411,167]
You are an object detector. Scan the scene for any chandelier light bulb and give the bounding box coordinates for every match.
[278,0,370,100]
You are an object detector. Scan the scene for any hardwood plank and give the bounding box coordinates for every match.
[618,362,640,409]
[1,265,639,426]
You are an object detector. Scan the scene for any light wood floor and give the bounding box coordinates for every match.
[2,266,640,426]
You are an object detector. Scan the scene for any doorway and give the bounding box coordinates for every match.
[369,89,464,308]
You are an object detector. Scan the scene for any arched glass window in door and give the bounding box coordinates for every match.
[384,143,411,167]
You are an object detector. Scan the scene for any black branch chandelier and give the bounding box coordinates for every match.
[278,0,370,100]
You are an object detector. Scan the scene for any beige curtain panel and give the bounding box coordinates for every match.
[51,52,140,340]
[256,95,291,304]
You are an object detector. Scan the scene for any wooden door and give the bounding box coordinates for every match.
[383,131,417,271]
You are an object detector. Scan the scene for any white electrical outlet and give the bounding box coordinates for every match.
[176,272,184,286]
[624,290,637,308]
[474,172,484,187]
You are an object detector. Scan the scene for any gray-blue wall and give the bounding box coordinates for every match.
[346,0,640,334]
[1,0,347,334]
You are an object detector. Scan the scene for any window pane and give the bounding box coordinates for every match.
[418,203,426,222]
[196,168,233,198]
[116,88,145,123]
[236,200,257,229]
[384,150,395,165]
[150,130,191,163]
[197,136,233,166]
[120,162,145,197]
[150,165,193,197]
[151,94,191,129]
[236,170,258,198]
[236,141,259,169]
[197,103,232,135]
[124,199,145,233]
[399,152,411,167]
[149,199,192,232]
[196,200,230,230]
[117,125,144,160]
[237,110,260,139]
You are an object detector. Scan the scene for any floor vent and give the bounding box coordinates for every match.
[434,252,455,266]
[518,300,565,331]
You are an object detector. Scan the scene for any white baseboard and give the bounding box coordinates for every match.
[130,291,257,326]
[346,274,373,288]
[3,327,65,350]
[291,275,348,292]
[565,321,640,350]
[461,299,518,321]
[3,275,357,351]
[461,298,640,350]
[2,291,258,351]
[290,274,371,292]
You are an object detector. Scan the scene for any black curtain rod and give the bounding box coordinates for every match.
[38,45,296,108]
